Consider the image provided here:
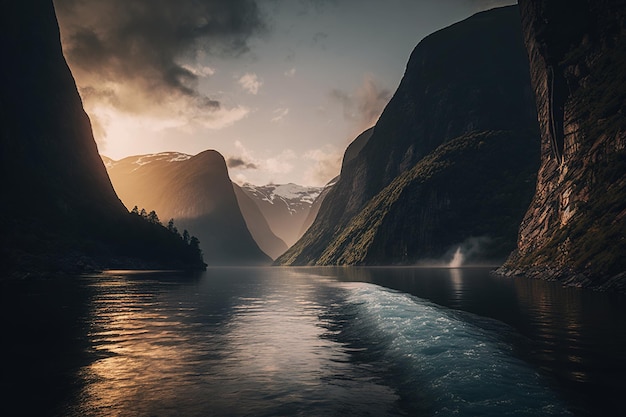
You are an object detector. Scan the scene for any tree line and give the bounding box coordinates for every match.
[130,206,202,260]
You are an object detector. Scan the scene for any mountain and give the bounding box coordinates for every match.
[105,152,289,260]
[499,0,626,291]
[104,152,271,265]
[0,1,204,274]
[298,178,338,238]
[294,128,372,241]
[233,184,289,259]
[342,127,374,166]
[239,183,325,247]
[276,6,540,265]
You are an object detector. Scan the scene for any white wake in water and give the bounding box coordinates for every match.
[340,282,571,416]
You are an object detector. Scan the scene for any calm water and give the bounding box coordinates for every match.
[2,267,625,416]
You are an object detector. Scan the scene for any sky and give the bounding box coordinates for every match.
[54,0,515,186]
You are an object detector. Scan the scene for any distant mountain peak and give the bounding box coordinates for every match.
[239,182,328,246]
[241,183,323,208]
[102,149,271,265]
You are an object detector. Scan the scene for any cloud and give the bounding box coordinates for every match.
[233,173,249,185]
[181,64,216,77]
[265,149,296,174]
[229,140,337,186]
[227,157,258,169]
[303,145,342,186]
[312,31,329,48]
[271,107,290,122]
[230,141,295,176]
[238,72,263,95]
[54,0,265,142]
[329,74,392,131]
[229,140,260,170]
[284,67,296,77]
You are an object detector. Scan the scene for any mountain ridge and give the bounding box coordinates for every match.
[276,5,540,266]
[235,182,325,247]
[103,151,326,259]
[103,150,271,265]
[1,0,205,274]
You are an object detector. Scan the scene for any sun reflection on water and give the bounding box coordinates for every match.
[58,268,626,417]
[71,276,210,416]
[69,270,397,416]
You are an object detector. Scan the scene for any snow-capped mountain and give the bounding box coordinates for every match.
[102,152,192,170]
[239,183,326,247]
[101,151,272,264]
[102,152,331,253]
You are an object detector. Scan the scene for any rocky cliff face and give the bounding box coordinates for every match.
[105,151,271,265]
[500,0,626,290]
[277,6,540,266]
[0,1,205,273]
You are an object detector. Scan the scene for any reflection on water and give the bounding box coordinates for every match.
[74,276,206,415]
[68,269,401,417]
[448,267,464,303]
[2,267,625,417]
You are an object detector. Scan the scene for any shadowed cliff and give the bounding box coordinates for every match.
[500,0,626,291]
[0,1,205,274]
[277,6,540,265]
[233,184,289,260]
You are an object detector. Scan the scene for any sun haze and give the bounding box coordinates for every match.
[54,0,514,186]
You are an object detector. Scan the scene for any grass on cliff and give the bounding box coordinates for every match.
[316,129,539,265]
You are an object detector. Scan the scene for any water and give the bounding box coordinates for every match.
[1,267,625,416]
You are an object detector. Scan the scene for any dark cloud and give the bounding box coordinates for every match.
[227,157,258,169]
[312,31,329,45]
[330,75,392,130]
[54,0,265,114]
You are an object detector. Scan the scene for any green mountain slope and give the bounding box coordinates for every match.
[277,6,540,266]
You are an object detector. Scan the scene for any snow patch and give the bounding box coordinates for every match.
[133,152,192,166]
[242,182,324,207]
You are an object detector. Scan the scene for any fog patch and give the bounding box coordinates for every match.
[444,236,493,267]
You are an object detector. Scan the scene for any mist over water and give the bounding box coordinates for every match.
[2,267,625,416]
[448,247,464,267]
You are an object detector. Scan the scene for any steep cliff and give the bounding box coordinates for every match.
[500,0,626,290]
[1,1,123,222]
[306,131,538,265]
[0,1,205,273]
[105,151,271,265]
[277,6,540,265]
[233,184,289,260]
[298,177,337,238]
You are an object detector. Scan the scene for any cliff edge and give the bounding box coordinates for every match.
[499,0,626,291]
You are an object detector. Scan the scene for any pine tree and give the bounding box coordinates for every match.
[167,218,178,235]
[189,236,202,259]
[147,210,160,224]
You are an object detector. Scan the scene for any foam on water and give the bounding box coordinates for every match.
[338,282,572,416]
